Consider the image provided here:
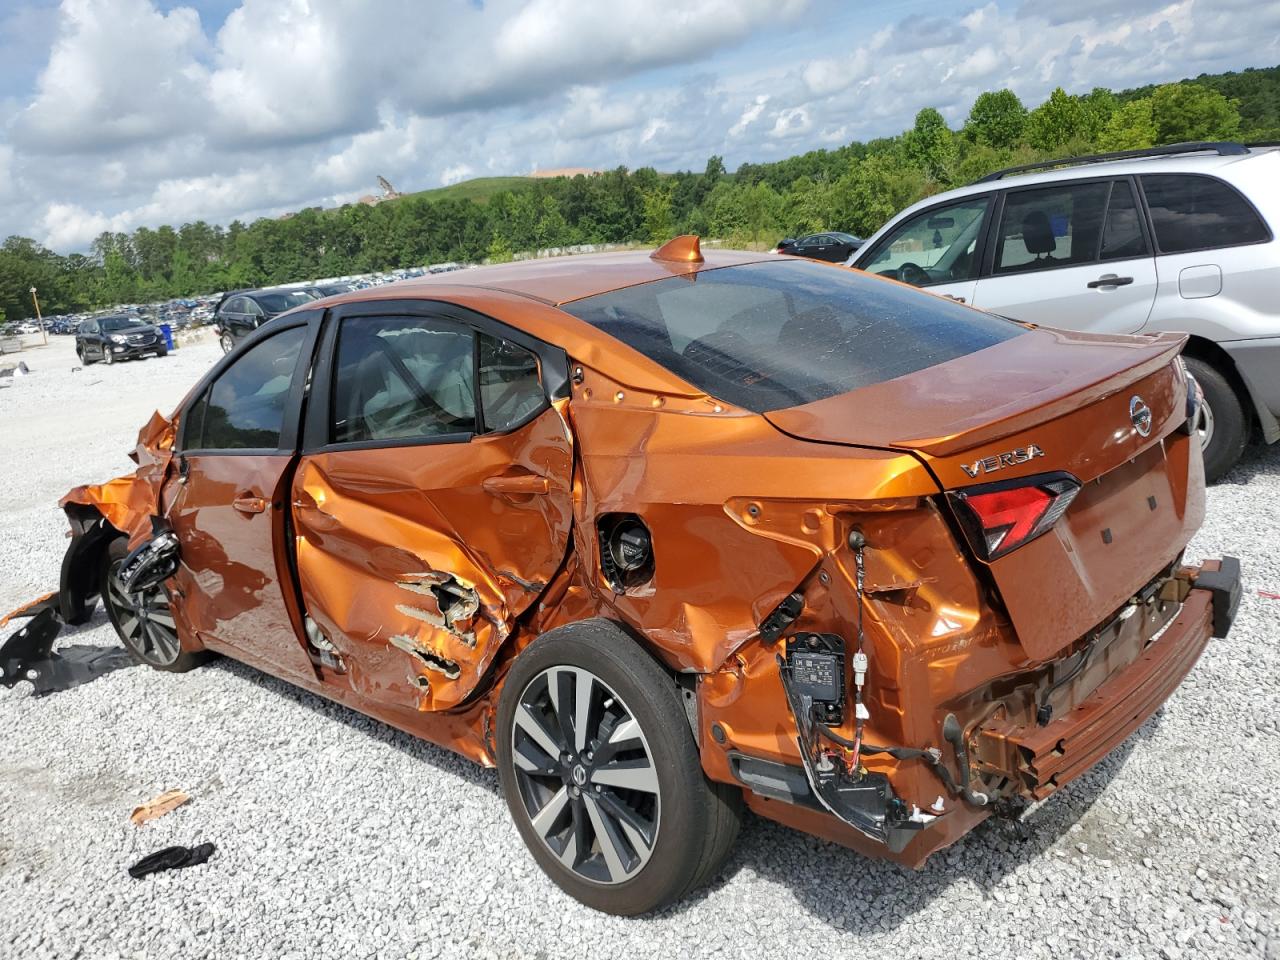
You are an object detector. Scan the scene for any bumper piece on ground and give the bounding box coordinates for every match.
[0,599,133,697]
[1194,554,1241,638]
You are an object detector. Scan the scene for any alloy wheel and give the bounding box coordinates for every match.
[219,333,234,354]
[103,348,114,365]
[104,559,181,666]
[510,665,660,885]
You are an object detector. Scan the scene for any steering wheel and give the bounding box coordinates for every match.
[896,262,930,286]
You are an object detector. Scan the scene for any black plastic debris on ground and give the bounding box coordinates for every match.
[0,605,135,696]
[128,843,217,880]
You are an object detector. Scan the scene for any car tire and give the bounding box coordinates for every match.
[219,333,234,355]
[1184,356,1248,484]
[155,346,168,358]
[496,618,741,916]
[77,345,94,366]
[101,537,210,673]
[103,348,114,366]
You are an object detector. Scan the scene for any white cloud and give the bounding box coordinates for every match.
[729,94,769,137]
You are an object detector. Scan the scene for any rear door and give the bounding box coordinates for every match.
[164,313,320,678]
[852,194,992,305]
[291,300,574,712]
[972,177,1158,333]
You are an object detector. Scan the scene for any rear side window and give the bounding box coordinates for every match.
[994,182,1109,273]
[562,259,1021,413]
[1140,174,1270,254]
[196,326,306,450]
[478,334,545,432]
[1100,181,1149,260]
[331,316,476,443]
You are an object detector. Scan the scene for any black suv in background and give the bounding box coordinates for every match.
[214,287,318,353]
[75,315,167,365]
[775,232,863,262]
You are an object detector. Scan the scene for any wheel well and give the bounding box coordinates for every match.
[58,503,126,625]
[1180,335,1257,434]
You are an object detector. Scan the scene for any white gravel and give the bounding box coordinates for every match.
[1,335,1278,959]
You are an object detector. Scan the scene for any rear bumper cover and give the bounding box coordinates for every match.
[983,556,1238,799]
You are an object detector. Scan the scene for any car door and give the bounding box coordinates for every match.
[801,235,834,261]
[852,195,992,305]
[971,177,1158,333]
[162,312,321,678]
[290,301,574,713]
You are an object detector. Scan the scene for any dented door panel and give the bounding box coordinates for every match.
[292,403,574,710]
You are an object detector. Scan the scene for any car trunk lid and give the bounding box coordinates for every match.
[765,327,1204,663]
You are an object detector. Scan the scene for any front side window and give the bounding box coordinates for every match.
[256,291,316,313]
[195,326,306,450]
[1140,174,1270,254]
[862,196,990,287]
[994,182,1109,274]
[331,316,476,444]
[563,259,1021,413]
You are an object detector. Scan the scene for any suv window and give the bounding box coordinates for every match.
[221,297,244,314]
[331,316,476,444]
[862,196,990,287]
[191,326,306,450]
[994,182,1109,274]
[563,259,1020,413]
[478,334,544,432]
[1140,174,1270,254]
[1100,181,1149,260]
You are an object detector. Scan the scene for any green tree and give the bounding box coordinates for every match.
[487,232,514,264]
[1149,83,1241,143]
[642,185,674,242]
[902,107,958,183]
[1025,87,1088,151]
[963,89,1028,149]
[1099,98,1157,151]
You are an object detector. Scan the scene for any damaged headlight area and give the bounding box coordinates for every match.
[118,528,180,594]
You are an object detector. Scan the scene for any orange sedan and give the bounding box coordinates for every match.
[29,237,1241,914]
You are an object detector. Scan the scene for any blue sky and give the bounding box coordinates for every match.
[0,0,1276,251]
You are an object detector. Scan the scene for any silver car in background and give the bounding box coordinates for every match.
[848,141,1280,481]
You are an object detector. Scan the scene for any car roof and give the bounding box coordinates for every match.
[318,248,775,307]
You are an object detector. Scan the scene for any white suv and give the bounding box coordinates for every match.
[848,142,1279,481]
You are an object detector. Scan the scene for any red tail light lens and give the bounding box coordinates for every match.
[948,474,1080,562]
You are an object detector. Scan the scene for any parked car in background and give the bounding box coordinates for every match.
[305,282,357,299]
[849,141,1280,481]
[213,287,319,353]
[776,232,863,262]
[16,322,40,334]
[75,315,167,365]
[47,237,1237,915]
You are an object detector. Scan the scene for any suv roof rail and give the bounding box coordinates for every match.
[973,141,1251,184]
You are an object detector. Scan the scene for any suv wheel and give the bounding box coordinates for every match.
[1184,356,1247,483]
[219,333,234,355]
[103,347,114,365]
[496,619,741,915]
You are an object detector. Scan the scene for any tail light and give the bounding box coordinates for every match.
[947,473,1080,562]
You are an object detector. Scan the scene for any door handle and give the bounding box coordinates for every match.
[942,294,967,303]
[1087,275,1134,288]
[232,495,268,515]
[482,474,550,496]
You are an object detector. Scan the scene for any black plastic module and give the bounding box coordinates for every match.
[784,632,845,724]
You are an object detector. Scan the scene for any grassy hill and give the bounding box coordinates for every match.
[403,176,535,204]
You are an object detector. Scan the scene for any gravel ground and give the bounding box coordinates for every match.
[1,336,1277,960]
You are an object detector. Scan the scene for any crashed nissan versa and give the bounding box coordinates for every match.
[10,238,1242,914]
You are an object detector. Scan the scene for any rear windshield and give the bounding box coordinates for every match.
[257,291,318,312]
[562,260,1021,412]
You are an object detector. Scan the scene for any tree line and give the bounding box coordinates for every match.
[2,64,1277,323]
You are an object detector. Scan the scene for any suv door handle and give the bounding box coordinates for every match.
[942,294,967,303]
[1087,275,1134,288]
[482,474,550,497]
[232,495,268,515]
